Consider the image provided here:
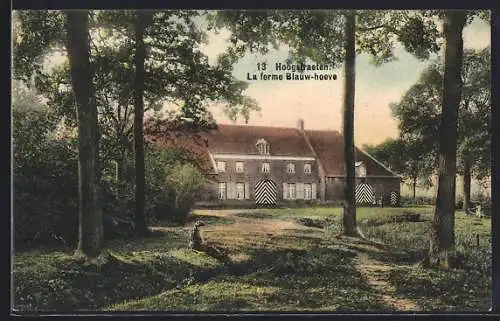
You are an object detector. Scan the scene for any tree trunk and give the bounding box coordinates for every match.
[462,154,472,213]
[427,11,466,269]
[342,11,358,236]
[412,177,417,200]
[66,11,104,257]
[132,11,151,235]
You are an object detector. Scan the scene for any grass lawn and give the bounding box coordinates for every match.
[12,206,492,313]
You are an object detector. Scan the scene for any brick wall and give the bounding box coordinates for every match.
[325,177,401,201]
[208,158,321,202]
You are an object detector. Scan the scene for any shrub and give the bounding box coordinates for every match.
[144,145,206,224]
[164,163,206,224]
[400,196,435,206]
[472,192,491,209]
[13,108,79,248]
[359,211,423,228]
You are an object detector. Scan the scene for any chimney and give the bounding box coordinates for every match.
[297,118,304,131]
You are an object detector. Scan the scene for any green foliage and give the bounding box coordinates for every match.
[209,10,440,68]
[363,138,407,175]
[144,145,205,224]
[165,164,206,223]
[391,48,491,181]
[13,92,79,247]
[400,196,436,206]
[13,10,66,82]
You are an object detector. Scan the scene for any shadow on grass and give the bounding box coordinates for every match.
[111,246,395,312]
[387,265,491,311]
[330,228,491,312]
[339,239,426,266]
[233,212,276,220]
[12,228,226,313]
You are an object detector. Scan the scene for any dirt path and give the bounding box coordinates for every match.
[354,251,419,311]
[195,209,301,237]
[196,209,420,311]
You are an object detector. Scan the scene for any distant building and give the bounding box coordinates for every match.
[146,119,401,207]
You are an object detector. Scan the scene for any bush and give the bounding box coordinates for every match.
[164,163,206,223]
[144,145,206,224]
[13,108,79,248]
[359,211,423,227]
[455,196,464,210]
[400,196,435,206]
[472,192,491,209]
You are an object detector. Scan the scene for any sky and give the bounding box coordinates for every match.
[25,11,490,147]
[199,14,491,146]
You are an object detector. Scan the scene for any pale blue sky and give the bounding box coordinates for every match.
[201,14,491,145]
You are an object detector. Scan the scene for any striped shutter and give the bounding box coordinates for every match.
[296,183,304,199]
[355,183,375,205]
[312,183,317,200]
[389,191,400,206]
[244,182,250,199]
[283,183,288,200]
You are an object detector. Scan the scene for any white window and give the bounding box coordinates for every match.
[356,162,367,177]
[262,162,270,173]
[286,163,295,173]
[217,161,226,173]
[235,162,244,173]
[287,183,296,199]
[304,183,312,200]
[256,138,270,155]
[304,163,312,173]
[235,182,245,200]
[218,182,227,199]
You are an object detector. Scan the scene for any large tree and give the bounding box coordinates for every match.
[65,11,104,257]
[428,11,467,269]
[342,11,357,235]
[132,11,152,235]
[14,11,104,257]
[457,47,491,211]
[391,47,490,209]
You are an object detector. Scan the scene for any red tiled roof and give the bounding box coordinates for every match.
[204,124,314,156]
[145,119,397,178]
[305,129,397,177]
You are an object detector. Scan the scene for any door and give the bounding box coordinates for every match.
[389,191,400,207]
[254,179,278,205]
[355,183,375,205]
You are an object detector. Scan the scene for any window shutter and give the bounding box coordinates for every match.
[296,183,304,199]
[312,183,317,199]
[244,182,250,199]
[283,183,288,200]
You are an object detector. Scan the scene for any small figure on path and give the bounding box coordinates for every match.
[475,204,483,218]
[188,220,205,250]
[187,219,230,262]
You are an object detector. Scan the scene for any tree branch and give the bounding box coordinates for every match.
[357,24,399,34]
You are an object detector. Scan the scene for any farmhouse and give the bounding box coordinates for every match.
[146,119,401,207]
